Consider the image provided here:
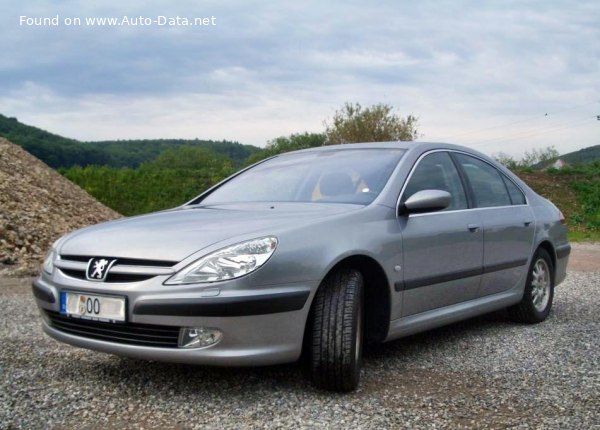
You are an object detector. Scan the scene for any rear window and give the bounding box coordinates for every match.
[502,175,527,205]
[454,154,512,208]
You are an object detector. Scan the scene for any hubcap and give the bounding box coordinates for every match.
[531,258,551,312]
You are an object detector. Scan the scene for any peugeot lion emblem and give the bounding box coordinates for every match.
[86,258,117,281]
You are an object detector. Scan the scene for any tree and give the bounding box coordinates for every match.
[62,147,237,216]
[492,152,519,170]
[493,146,560,170]
[324,102,419,144]
[521,146,559,168]
[149,146,232,172]
[245,132,326,165]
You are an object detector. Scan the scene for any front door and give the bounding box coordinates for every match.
[398,151,484,317]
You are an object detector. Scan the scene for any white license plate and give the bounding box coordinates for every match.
[60,292,126,322]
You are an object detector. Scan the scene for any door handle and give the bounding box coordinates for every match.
[524,220,533,226]
[467,224,480,232]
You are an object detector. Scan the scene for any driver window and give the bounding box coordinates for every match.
[402,152,468,211]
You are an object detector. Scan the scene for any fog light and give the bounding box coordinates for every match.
[178,327,222,349]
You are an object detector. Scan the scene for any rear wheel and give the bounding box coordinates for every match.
[508,248,554,323]
[310,268,364,392]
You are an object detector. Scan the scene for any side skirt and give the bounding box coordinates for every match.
[384,289,523,342]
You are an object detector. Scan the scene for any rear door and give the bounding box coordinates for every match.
[453,153,535,297]
[398,151,484,317]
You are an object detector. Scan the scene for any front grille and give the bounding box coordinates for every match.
[59,269,155,283]
[45,310,180,348]
[60,255,177,267]
[57,255,178,283]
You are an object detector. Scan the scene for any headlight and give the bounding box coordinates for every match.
[165,236,278,285]
[42,248,58,275]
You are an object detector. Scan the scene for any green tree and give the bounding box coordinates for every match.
[324,102,419,144]
[246,132,326,165]
[521,146,559,168]
[62,147,236,215]
[493,152,519,170]
[493,146,560,170]
[149,146,232,172]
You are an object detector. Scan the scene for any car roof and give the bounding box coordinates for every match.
[290,141,486,157]
[284,140,522,183]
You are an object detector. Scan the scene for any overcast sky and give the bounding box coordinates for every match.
[2,1,599,157]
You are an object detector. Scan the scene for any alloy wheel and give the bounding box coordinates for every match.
[531,258,551,312]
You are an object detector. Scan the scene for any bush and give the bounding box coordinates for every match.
[62,147,235,215]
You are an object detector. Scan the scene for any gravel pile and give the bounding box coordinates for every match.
[0,138,120,276]
[1,265,598,429]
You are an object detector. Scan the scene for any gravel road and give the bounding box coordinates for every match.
[1,245,599,429]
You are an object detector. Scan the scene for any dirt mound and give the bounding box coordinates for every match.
[0,138,120,276]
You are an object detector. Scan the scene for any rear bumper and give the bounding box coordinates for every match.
[34,276,316,366]
[555,243,571,285]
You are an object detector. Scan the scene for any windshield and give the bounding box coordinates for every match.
[199,148,405,205]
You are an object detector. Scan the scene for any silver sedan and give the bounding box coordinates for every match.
[33,142,570,391]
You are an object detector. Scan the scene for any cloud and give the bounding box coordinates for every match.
[1,0,598,155]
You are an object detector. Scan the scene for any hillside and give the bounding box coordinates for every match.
[559,144,600,165]
[0,114,109,168]
[0,114,260,168]
[0,138,120,276]
[517,166,600,241]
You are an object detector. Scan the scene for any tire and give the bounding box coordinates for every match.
[508,248,554,324]
[310,268,364,392]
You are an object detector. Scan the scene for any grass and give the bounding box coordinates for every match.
[568,230,600,242]
[516,163,600,243]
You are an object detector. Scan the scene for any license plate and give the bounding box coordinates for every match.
[60,292,126,322]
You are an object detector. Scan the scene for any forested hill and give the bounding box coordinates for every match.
[0,114,260,168]
[559,144,600,165]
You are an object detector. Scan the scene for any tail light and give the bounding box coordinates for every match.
[559,210,566,225]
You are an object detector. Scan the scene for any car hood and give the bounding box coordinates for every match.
[59,203,361,262]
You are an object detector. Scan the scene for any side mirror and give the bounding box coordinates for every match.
[400,189,451,215]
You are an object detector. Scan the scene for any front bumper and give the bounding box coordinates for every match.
[33,275,316,366]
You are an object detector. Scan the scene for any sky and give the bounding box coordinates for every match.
[1,0,599,158]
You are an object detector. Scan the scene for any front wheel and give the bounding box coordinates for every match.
[508,248,554,323]
[310,268,364,392]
